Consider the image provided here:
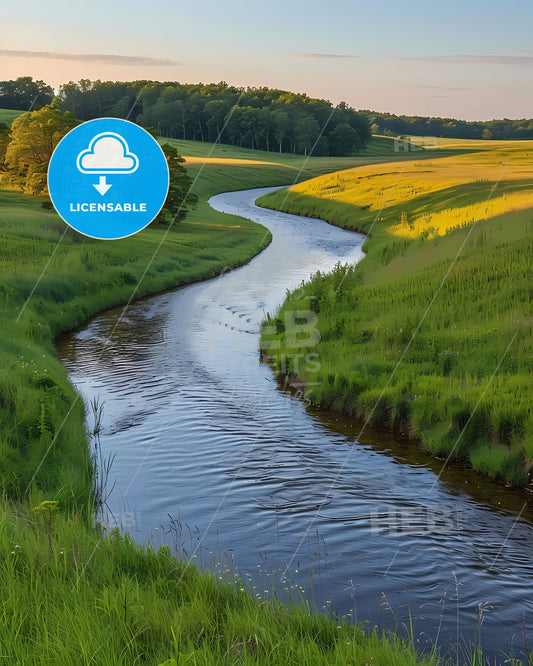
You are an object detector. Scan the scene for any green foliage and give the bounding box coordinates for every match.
[0,121,9,166]
[259,190,533,487]
[329,123,362,156]
[3,104,79,195]
[0,76,54,110]
[54,78,371,156]
[157,143,198,223]
[365,109,533,140]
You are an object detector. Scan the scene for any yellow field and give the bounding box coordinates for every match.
[292,140,533,238]
[183,156,299,168]
[389,189,533,237]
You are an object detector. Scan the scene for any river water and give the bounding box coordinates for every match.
[57,187,533,664]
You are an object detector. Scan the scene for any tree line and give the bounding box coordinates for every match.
[2,77,532,157]
[0,78,370,157]
[365,110,533,140]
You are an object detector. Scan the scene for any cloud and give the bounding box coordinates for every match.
[290,52,358,59]
[409,85,471,91]
[77,133,139,174]
[401,53,533,66]
[0,49,178,66]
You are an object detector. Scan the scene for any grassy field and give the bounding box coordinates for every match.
[289,141,533,237]
[258,139,533,486]
[0,132,455,664]
[0,108,24,125]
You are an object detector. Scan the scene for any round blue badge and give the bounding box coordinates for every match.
[48,118,169,240]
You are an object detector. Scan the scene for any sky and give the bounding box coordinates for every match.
[2,0,533,121]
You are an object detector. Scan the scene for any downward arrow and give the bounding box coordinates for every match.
[93,175,112,196]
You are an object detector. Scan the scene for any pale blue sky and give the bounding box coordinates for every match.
[2,0,532,120]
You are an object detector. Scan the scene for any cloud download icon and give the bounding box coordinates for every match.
[76,132,140,196]
[48,118,169,240]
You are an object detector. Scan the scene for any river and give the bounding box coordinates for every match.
[57,187,533,664]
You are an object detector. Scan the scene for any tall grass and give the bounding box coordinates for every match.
[0,501,443,665]
[258,141,533,487]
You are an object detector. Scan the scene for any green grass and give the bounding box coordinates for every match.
[165,134,409,162]
[0,185,274,507]
[0,500,443,665]
[164,134,469,178]
[0,108,25,125]
[257,141,533,487]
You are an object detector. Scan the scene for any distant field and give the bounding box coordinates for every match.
[285,140,533,237]
[406,135,530,150]
[162,133,472,178]
[0,108,24,125]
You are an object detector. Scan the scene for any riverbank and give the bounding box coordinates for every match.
[0,138,447,663]
[257,139,533,487]
[0,186,274,507]
[2,499,443,664]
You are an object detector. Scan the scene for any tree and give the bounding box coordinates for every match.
[0,77,54,110]
[328,123,361,156]
[294,112,321,155]
[4,103,79,195]
[482,129,493,140]
[205,100,231,142]
[156,143,198,224]
[272,109,290,152]
[0,122,10,169]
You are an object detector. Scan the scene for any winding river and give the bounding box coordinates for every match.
[57,187,533,664]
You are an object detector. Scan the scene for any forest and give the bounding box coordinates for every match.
[0,77,370,156]
[365,109,533,139]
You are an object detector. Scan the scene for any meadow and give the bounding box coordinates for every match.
[0,108,24,125]
[258,139,533,486]
[0,132,454,663]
